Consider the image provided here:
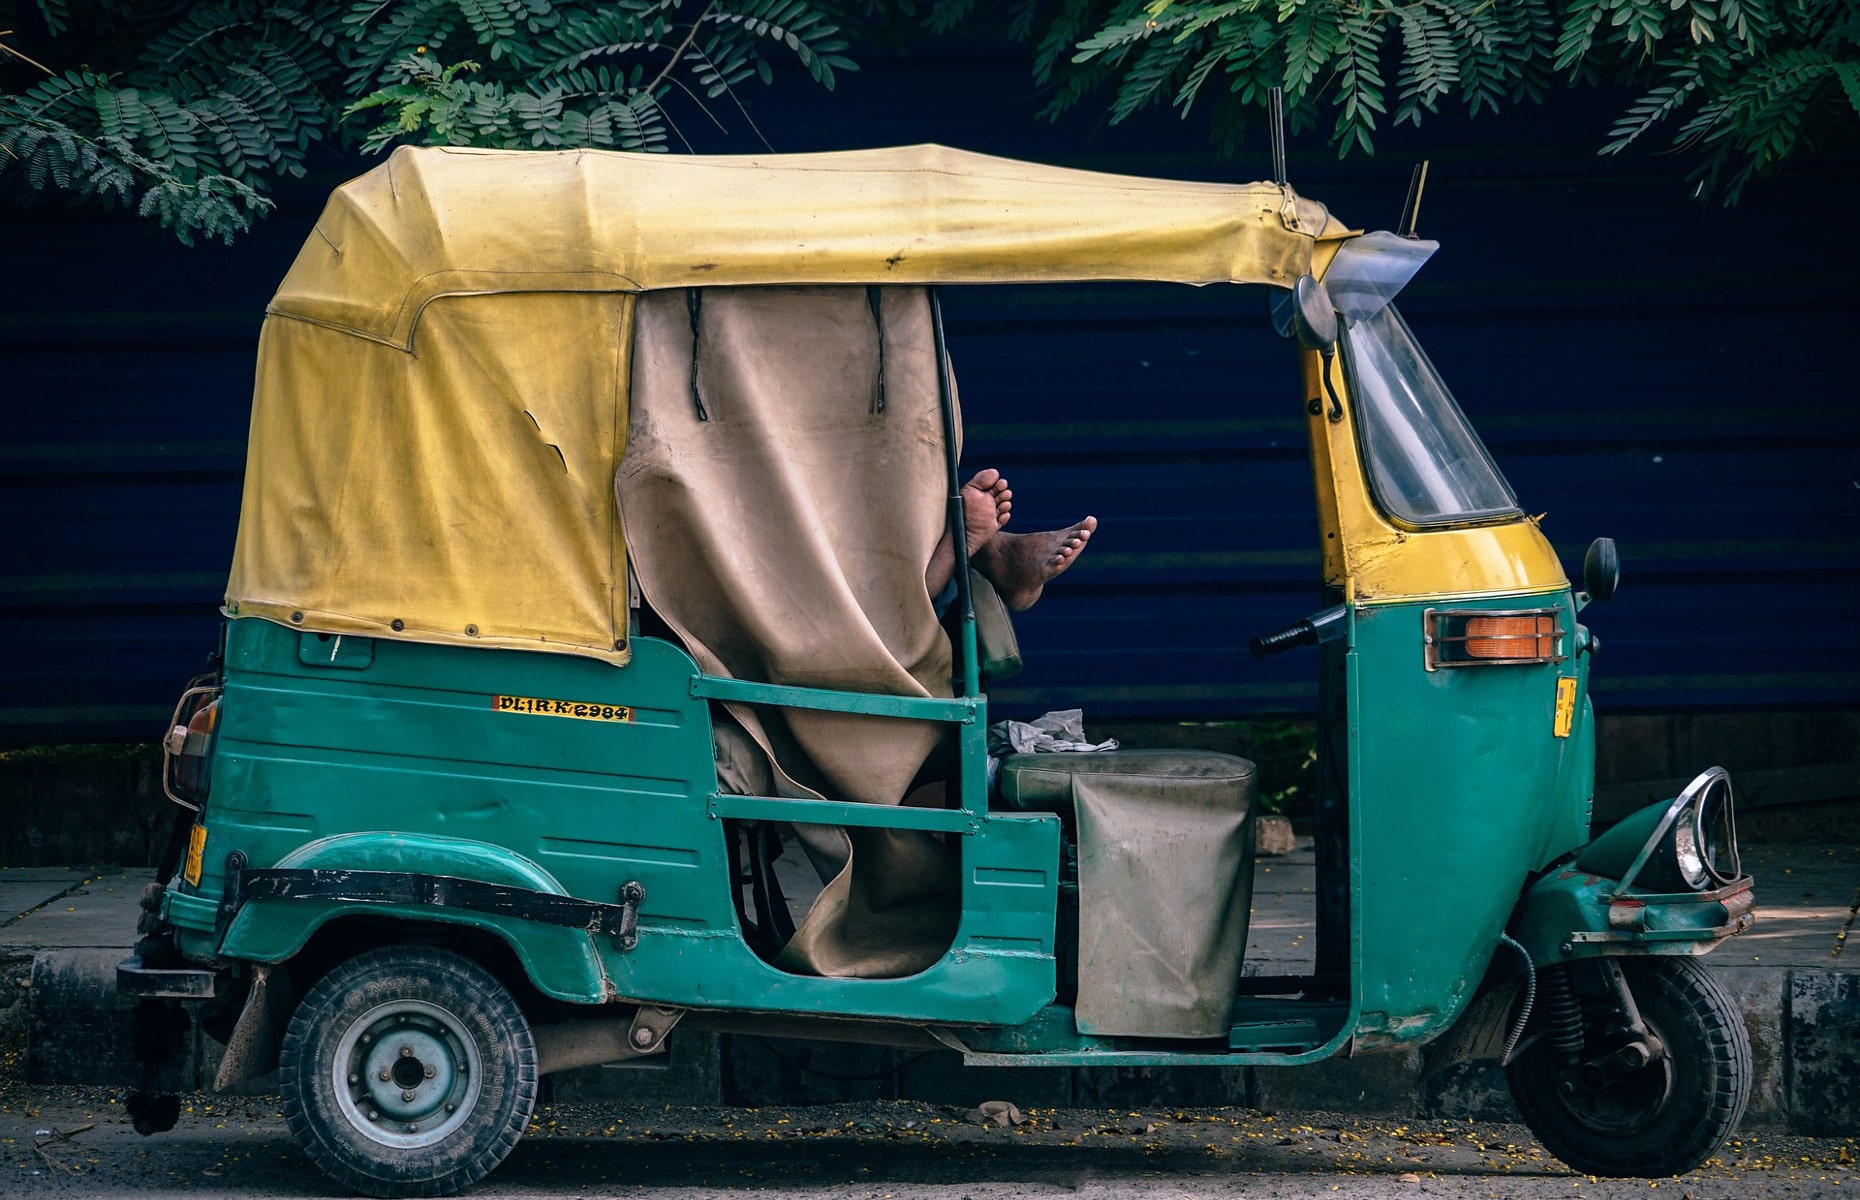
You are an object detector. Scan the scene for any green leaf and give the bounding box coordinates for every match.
[1834,60,1860,115]
[1108,30,1197,123]
[1601,67,1701,154]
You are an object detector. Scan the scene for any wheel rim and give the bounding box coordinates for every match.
[1554,1012,1676,1137]
[330,998,484,1149]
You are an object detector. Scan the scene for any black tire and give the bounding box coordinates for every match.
[279,946,538,1198]
[1508,956,1750,1178]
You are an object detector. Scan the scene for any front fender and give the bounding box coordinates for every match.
[1511,850,1754,969]
[217,832,612,1004]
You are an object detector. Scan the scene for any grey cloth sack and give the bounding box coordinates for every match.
[997,749,1257,1038]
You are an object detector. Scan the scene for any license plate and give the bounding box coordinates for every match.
[1552,677,1579,738]
[183,824,207,887]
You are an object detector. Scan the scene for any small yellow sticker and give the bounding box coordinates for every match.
[493,695,633,723]
[183,824,207,887]
[1553,676,1579,738]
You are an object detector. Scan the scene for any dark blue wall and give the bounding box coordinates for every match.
[4,47,1856,742]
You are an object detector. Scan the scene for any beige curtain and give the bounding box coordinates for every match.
[619,285,962,977]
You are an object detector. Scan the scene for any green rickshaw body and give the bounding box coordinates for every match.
[165,580,1663,1062]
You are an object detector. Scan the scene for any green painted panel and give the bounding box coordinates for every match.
[186,617,1057,1025]
[217,832,611,1003]
[1346,592,1590,1048]
[196,619,736,964]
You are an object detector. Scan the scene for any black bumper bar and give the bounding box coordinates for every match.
[117,955,225,999]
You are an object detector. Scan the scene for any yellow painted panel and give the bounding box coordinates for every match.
[1301,350,1569,603]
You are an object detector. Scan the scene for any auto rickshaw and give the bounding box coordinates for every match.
[121,144,1755,1197]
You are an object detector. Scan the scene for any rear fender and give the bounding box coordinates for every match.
[217,832,611,1004]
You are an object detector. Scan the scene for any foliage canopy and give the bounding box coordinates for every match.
[912,0,1860,202]
[2,1,1853,244]
[0,1,854,242]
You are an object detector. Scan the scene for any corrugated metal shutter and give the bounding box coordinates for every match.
[3,57,1854,742]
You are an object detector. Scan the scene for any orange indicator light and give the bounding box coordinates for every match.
[1464,614,1558,659]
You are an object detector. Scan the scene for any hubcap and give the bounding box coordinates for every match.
[332,999,482,1149]
[1558,1012,1676,1136]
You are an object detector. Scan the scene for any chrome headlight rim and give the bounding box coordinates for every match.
[1692,772,1741,886]
[1620,767,1737,895]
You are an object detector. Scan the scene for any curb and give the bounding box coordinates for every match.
[21,945,1856,1134]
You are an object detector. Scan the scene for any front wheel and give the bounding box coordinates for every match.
[280,946,539,1197]
[1507,956,1750,1178]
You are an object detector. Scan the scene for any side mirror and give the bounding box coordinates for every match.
[1290,275,1338,350]
[1583,537,1620,603]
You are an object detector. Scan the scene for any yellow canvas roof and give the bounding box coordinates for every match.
[231,145,1347,667]
[270,144,1343,349]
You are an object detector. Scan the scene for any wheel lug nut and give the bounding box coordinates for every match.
[360,1034,371,1043]
[401,1090,415,1102]
[349,1074,359,1084]
[378,1068,391,1081]
[423,1065,436,1079]
[399,1045,413,1057]
[445,1103,456,1113]
[367,1110,379,1121]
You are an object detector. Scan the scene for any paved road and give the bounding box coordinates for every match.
[4,1087,1855,1199]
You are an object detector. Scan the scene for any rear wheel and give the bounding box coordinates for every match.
[280,946,538,1197]
[1508,956,1749,1178]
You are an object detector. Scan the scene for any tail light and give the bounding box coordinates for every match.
[1424,607,1564,670]
[162,686,222,809]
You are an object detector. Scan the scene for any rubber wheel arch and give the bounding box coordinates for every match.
[279,945,538,1198]
[1507,956,1751,1178]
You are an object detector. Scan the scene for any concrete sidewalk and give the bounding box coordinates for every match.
[3,847,1854,1132]
[0,865,214,1095]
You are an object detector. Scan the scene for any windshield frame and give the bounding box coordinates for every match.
[1337,304,1523,531]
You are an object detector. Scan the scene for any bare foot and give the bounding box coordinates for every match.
[962,468,1012,556]
[928,470,1015,596]
[976,515,1097,612]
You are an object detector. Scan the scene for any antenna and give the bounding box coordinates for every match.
[1267,87,1287,187]
[1398,160,1430,238]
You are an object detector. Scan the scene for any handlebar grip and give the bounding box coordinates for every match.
[1250,620,1317,659]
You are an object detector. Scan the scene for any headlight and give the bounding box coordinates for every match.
[1633,768,1739,894]
[1670,817,1709,889]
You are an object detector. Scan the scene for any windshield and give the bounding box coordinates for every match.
[1340,305,1520,527]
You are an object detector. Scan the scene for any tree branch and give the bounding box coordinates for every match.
[644,0,721,98]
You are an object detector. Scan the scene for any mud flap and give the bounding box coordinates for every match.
[1421,980,1523,1076]
[127,998,190,1134]
[214,964,296,1092]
